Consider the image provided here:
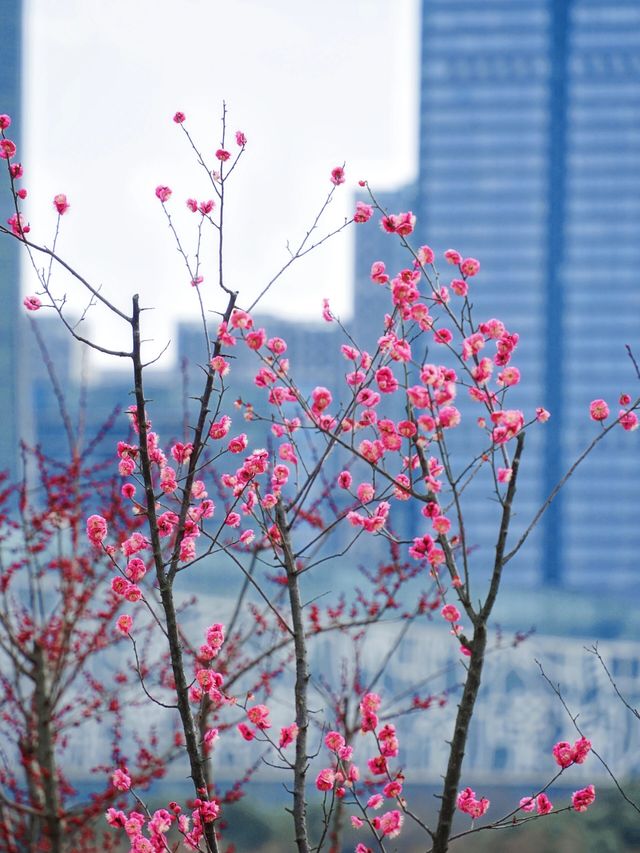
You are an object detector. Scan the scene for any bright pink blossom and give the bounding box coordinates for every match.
[589,399,609,421]
[86,514,107,546]
[450,278,468,297]
[370,261,389,284]
[116,614,133,635]
[367,794,383,810]
[228,433,248,454]
[0,139,16,159]
[441,604,460,623]
[315,768,335,791]
[536,793,553,815]
[209,415,232,439]
[112,768,131,791]
[330,166,345,186]
[311,386,332,413]
[23,295,41,311]
[7,212,29,237]
[279,723,298,748]
[374,809,404,839]
[619,409,639,431]
[457,787,490,818]
[155,185,172,202]
[572,784,595,812]
[324,731,346,752]
[235,131,247,146]
[53,193,70,215]
[536,407,551,422]
[0,114,11,129]
[552,741,574,769]
[247,704,271,730]
[460,257,480,277]
[337,470,352,489]
[354,201,373,223]
[572,736,592,764]
[215,148,231,161]
[173,111,185,123]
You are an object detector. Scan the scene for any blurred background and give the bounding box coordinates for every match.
[2,0,640,849]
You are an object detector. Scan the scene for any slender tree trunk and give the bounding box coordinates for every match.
[276,500,310,853]
[33,643,62,853]
[432,625,487,853]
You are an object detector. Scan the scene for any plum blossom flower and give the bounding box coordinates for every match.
[7,212,29,237]
[552,741,574,769]
[215,149,231,161]
[53,193,70,215]
[619,409,639,431]
[173,111,186,123]
[456,787,489,818]
[572,784,595,812]
[0,114,11,129]
[315,768,335,791]
[536,407,551,422]
[337,470,352,489]
[86,514,107,546]
[237,723,255,741]
[279,723,298,748]
[247,704,271,729]
[589,399,609,421]
[354,201,373,223]
[445,280,466,301]
[325,731,346,752]
[380,211,415,236]
[0,139,16,159]
[536,793,553,815]
[441,604,460,623]
[460,257,480,277]
[370,261,389,284]
[572,736,592,764]
[155,185,172,202]
[116,614,133,635]
[209,415,231,439]
[228,433,248,454]
[444,249,462,265]
[374,809,403,839]
[112,768,131,791]
[23,295,41,311]
[330,166,345,185]
[235,130,247,146]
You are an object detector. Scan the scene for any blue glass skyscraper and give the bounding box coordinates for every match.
[0,0,24,479]
[355,0,640,589]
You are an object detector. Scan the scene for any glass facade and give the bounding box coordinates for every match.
[354,0,640,591]
[0,0,23,479]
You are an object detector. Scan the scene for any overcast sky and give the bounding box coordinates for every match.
[23,0,418,365]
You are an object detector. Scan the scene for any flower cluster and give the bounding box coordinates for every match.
[456,786,490,819]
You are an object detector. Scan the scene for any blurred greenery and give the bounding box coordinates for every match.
[100,781,640,852]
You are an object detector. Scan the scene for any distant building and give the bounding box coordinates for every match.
[22,0,640,596]
[0,0,26,479]
[354,0,640,590]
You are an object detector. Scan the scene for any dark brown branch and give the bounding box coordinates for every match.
[276,499,311,853]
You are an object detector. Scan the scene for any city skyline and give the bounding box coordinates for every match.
[3,0,640,593]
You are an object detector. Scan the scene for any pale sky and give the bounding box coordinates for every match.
[23,0,419,365]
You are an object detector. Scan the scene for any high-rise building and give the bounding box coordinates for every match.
[354,0,640,590]
[0,0,25,479]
